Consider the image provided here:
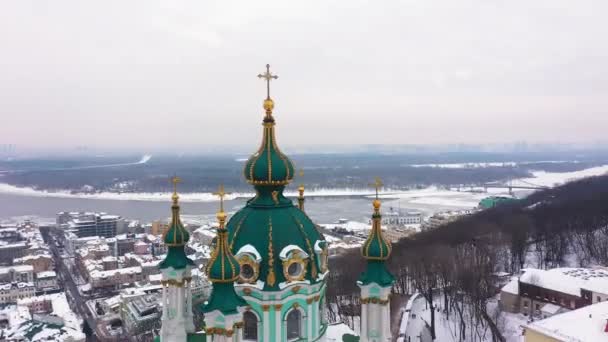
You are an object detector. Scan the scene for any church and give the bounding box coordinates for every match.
[155,65,395,342]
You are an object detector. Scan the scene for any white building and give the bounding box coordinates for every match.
[0,265,34,284]
[0,282,35,304]
[523,301,608,341]
[35,271,58,291]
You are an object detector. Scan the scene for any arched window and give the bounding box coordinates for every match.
[286,309,301,340]
[243,311,258,341]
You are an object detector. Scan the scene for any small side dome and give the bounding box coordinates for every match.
[164,188,190,246]
[164,216,190,246]
[207,226,240,283]
[362,201,391,261]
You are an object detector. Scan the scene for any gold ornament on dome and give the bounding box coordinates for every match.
[320,245,329,273]
[237,254,259,284]
[282,250,309,282]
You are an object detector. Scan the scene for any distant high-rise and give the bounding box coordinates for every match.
[57,211,124,238]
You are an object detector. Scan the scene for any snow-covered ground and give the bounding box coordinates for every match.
[400,294,529,342]
[0,292,86,341]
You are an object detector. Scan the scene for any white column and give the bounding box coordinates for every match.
[383,302,391,341]
[308,304,313,339]
[263,308,270,340]
[360,303,367,340]
[275,308,281,342]
[177,286,183,318]
[161,283,167,319]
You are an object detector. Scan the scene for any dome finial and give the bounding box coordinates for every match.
[370,176,383,213]
[298,169,305,211]
[257,63,279,118]
[171,175,181,205]
[213,184,230,228]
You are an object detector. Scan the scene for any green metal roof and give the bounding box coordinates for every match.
[159,245,195,270]
[202,282,248,314]
[361,209,391,261]
[243,113,294,186]
[207,227,240,283]
[159,201,194,270]
[358,260,395,287]
[164,204,190,246]
[227,189,324,290]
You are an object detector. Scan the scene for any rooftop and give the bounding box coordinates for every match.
[519,267,608,297]
[525,301,608,341]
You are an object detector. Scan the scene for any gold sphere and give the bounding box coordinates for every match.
[263,98,275,111]
[373,199,381,210]
[217,211,227,221]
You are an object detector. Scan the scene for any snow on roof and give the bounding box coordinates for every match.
[279,245,308,260]
[194,227,216,237]
[36,271,56,279]
[541,303,563,315]
[0,264,33,274]
[90,266,142,279]
[501,277,519,295]
[319,220,370,232]
[525,301,608,342]
[236,244,262,262]
[17,292,83,333]
[326,323,357,341]
[520,268,608,297]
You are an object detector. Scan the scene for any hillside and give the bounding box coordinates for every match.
[326,174,608,341]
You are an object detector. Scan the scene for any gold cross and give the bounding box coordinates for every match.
[213,184,230,212]
[257,64,278,99]
[171,176,181,193]
[370,177,383,199]
[299,169,304,178]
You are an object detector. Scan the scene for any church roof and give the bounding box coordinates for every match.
[359,192,395,287]
[206,214,240,283]
[202,282,248,314]
[243,99,295,186]
[159,179,195,270]
[227,67,324,291]
[204,194,247,314]
[361,200,392,261]
[358,260,395,287]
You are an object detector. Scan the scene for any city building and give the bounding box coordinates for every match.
[0,265,34,284]
[0,242,27,264]
[0,282,35,304]
[89,266,143,290]
[58,211,125,238]
[151,220,169,236]
[375,208,422,226]
[479,195,517,209]
[500,267,608,318]
[121,293,162,336]
[13,253,53,273]
[35,271,59,292]
[523,301,608,342]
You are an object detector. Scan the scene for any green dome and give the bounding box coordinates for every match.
[358,199,395,287]
[206,226,240,283]
[160,198,195,270]
[361,200,392,260]
[243,110,295,186]
[163,204,190,246]
[227,187,324,290]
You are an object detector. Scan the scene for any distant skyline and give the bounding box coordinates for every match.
[2,1,608,150]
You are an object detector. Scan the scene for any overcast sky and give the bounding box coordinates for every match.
[1,0,608,151]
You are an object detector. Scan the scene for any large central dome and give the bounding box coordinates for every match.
[226,80,324,291]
